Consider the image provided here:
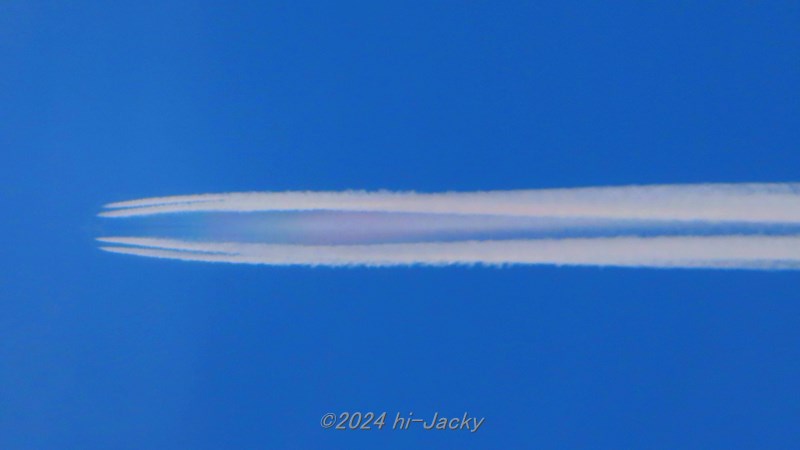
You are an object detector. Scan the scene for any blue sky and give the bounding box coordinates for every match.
[1,2,799,448]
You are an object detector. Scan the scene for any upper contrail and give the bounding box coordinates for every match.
[97,183,800,269]
[99,183,800,223]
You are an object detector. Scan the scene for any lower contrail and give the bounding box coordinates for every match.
[97,184,800,269]
[97,236,800,269]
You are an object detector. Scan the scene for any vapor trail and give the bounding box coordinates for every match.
[100,184,800,223]
[98,184,800,269]
[97,235,800,269]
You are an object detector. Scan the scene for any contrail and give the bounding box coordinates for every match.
[99,183,800,223]
[97,184,800,269]
[97,236,800,269]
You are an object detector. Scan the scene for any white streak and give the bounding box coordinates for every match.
[97,235,800,269]
[104,194,229,209]
[99,184,800,223]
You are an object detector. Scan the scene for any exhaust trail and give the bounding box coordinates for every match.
[97,184,800,269]
[97,236,800,269]
[99,183,800,223]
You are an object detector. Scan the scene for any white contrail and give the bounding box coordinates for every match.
[97,235,800,269]
[97,184,800,269]
[105,194,230,209]
[99,183,800,223]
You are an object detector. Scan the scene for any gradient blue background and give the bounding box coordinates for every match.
[2,2,799,448]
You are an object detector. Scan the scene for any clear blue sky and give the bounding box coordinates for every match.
[2,2,799,448]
